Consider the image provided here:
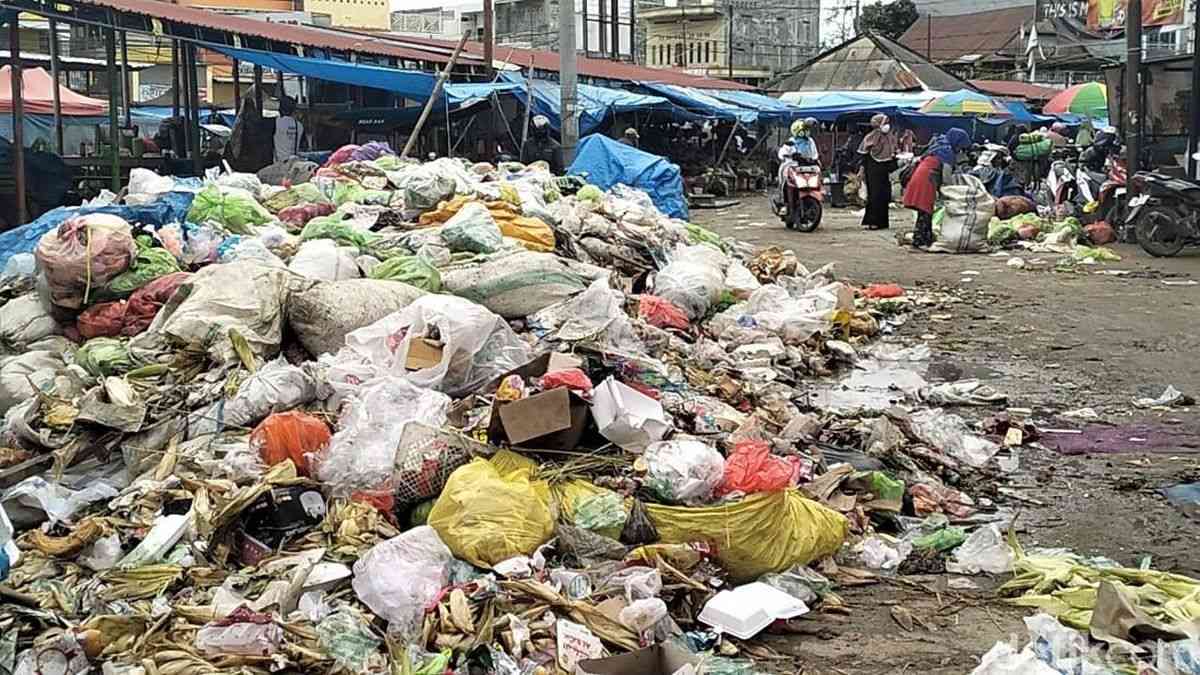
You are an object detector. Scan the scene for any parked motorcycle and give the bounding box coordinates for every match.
[1126,170,1200,257]
[776,157,824,232]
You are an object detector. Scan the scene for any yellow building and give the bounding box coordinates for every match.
[305,0,391,29]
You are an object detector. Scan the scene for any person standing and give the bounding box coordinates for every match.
[857,114,899,230]
[902,127,970,250]
[272,96,305,165]
[618,127,640,148]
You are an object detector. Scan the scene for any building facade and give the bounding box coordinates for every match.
[459,0,637,61]
[640,0,820,86]
[306,0,390,29]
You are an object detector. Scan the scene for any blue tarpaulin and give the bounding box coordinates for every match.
[637,83,758,124]
[699,89,805,122]
[498,75,676,134]
[567,134,688,219]
[779,91,936,122]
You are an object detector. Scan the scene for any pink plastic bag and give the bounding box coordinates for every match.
[638,295,690,331]
[35,214,137,309]
[718,440,800,496]
[540,368,593,395]
[324,144,360,167]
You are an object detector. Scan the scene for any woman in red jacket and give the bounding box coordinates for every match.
[903,128,971,249]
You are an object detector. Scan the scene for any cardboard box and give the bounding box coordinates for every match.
[486,353,592,450]
[575,643,702,675]
[404,338,443,371]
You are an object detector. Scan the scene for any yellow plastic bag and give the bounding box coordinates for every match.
[427,458,554,567]
[494,215,555,252]
[491,451,848,582]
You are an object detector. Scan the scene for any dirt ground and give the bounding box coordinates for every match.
[690,195,1200,675]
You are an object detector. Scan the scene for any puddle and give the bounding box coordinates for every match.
[926,359,1003,383]
[1044,424,1200,455]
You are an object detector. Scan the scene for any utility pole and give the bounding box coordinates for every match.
[48,17,63,154]
[560,0,579,164]
[926,14,932,60]
[727,2,734,79]
[1126,0,1142,176]
[1188,0,1200,178]
[483,0,494,79]
[10,19,26,225]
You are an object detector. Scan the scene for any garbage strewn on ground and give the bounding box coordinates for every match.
[0,148,1197,675]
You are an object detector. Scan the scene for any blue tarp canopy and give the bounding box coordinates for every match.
[780,90,937,122]
[699,89,805,122]
[502,77,677,134]
[567,134,688,219]
[636,82,758,124]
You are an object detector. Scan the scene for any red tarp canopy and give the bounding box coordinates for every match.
[0,66,108,115]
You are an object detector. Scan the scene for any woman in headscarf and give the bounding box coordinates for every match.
[1075,118,1095,147]
[902,127,971,249]
[857,114,899,229]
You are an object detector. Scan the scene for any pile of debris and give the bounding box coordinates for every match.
[0,144,1194,675]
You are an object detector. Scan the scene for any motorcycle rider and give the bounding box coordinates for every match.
[776,118,820,211]
[1080,126,1120,173]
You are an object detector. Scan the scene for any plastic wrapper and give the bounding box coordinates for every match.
[573,491,628,538]
[652,245,728,320]
[315,610,382,672]
[428,459,554,567]
[0,293,60,350]
[106,236,182,295]
[441,251,595,320]
[300,216,377,251]
[724,260,762,299]
[122,271,190,337]
[250,411,330,476]
[35,213,137,309]
[619,598,669,633]
[351,526,452,637]
[315,377,450,495]
[278,202,335,227]
[638,294,690,330]
[910,409,1000,468]
[287,239,361,281]
[75,337,132,377]
[719,440,800,496]
[947,524,1014,574]
[367,255,442,292]
[539,368,593,395]
[262,182,328,213]
[440,202,504,253]
[620,498,659,545]
[387,164,458,216]
[287,278,427,358]
[342,294,532,396]
[186,185,274,234]
[196,607,284,657]
[77,300,128,339]
[643,440,726,505]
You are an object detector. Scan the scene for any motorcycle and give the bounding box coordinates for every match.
[1126,169,1200,257]
[1045,146,1082,210]
[1094,154,1128,236]
[968,143,1024,198]
[776,157,824,232]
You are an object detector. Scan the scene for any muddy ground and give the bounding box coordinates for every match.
[690,195,1200,675]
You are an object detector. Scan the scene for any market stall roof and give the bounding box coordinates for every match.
[697,89,805,122]
[970,79,1063,102]
[0,50,153,72]
[497,75,678,134]
[764,33,970,94]
[0,66,107,115]
[635,83,758,124]
[777,90,939,122]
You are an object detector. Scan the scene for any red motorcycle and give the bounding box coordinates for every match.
[777,158,824,232]
[1096,155,1128,235]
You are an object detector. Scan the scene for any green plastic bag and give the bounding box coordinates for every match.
[440,203,502,254]
[76,337,132,377]
[576,184,603,204]
[107,236,181,295]
[573,491,628,539]
[186,185,273,234]
[300,216,378,251]
[367,255,442,292]
[687,222,728,251]
[316,610,381,672]
[262,182,327,213]
[849,471,905,512]
[913,527,967,553]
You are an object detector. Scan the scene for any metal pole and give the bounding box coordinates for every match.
[180,42,191,156]
[402,33,469,159]
[1189,5,1200,178]
[520,55,535,156]
[560,0,579,164]
[483,0,495,159]
[171,42,180,119]
[611,0,619,59]
[119,30,131,128]
[727,4,733,79]
[253,65,264,112]
[105,26,120,193]
[9,20,27,225]
[926,15,932,61]
[186,44,202,177]
[1125,0,1142,175]
[48,17,63,154]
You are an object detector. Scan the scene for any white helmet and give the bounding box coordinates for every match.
[532,115,550,129]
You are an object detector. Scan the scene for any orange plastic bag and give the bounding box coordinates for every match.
[250,411,331,476]
[718,440,800,496]
[862,283,904,299]
[638,295,690,330]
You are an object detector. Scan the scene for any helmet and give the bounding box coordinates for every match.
[805,117,819,131]
[532,115,550,129]
[790,120,807,137]
[624,127,640,139]
[1051,122,1068,134]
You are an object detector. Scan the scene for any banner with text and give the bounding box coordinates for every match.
[1086,0,1185,31]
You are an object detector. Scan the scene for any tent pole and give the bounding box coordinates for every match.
[450,115,477,155]
[493,92,518,153]
[119,30,131,128]
[171,41,180,119]
[48,17,63,155]
[186,43,202,177]
[717,119,739,166]
[10,19,27,225]
[520,54,534,158]
[402,32,468,160]
[444,90,451,159]
[233,58,241,106]
[105,26,120,193]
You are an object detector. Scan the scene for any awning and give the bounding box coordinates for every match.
[497,75,676,134]
[779,90,938,122]
[0,66,108,115]
[636,82,758,124]
[699,89,805,122]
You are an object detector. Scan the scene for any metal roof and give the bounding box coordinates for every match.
[764,33,970,93]
[970,79,1063,101]
[898,6,1032,65]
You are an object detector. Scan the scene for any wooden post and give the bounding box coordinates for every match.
[233,58,241,106]
[105,26,120,193]
[716,119,740,166]
[186,44,202,177]
[253,65,264,111]
[9,20,27,225]
[401,33,469,160]
[520,55,535,159]
[48,17,63,154]
[171,41,180,119]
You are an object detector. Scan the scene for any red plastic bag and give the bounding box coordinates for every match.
[540,368,593,395]
[718,440,800,496]
[638,295,690,330]
[324,144,360,168]
[123,271,191,337]
[77,301,128,339]
[1085,221,1116,245]
[278,202,335,228]
[862,283,904,299]
[250,411,331,476]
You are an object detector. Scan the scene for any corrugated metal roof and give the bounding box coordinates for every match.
[898,6,1031,65]
[970,79,1063,101]
[764,34,969,93]
[394,35,756,91]
[70,0,484,65]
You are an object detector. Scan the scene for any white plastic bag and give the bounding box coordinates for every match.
[652,245,728,320]
[1,475,119,527]
[947,524,1014,574]
[0,253,36,287]
[0,350,62,415]
[287,278,427,358]
[619,598,669,633]
[643,439,726,505]
[911,408,1000,468]
[932,174,995,254]
[724,261,762,299]
[222,358,319,427]
[352,526,452,639]
[315,377,450,495]
[529,278,644,356]
[287,239,361,281]
[343,294,532,396]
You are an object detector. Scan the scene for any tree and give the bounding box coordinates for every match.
[859,0,919,41]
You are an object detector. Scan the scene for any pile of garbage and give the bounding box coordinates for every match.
[0,146,1192,675]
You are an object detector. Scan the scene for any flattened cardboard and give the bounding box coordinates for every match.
[404,338,443,371]
[575,643,701,675]
[489,387,590,449]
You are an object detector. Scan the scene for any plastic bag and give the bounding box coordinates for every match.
[77,300,128,339]
[300,216,377,251]
[106,236,182,295]
[123,272,190,337]
[619,598,669,633]
[573,491,628,538]
[441,251,593,319]
[287,278,427,358]
[250,411,330,476]
[947,524,1014,575]
[719,440,800,496]
[278,202,335,228]
[0,350,63,415]
[352,526,452,638]
[367,255,442,292]
[910,409,1000,468]
[186,185,274,234]
[540,368,593,395]
[315,377,451,495]
[638,294,690,330]
[0,253,36,287]
[931,175,994,254]
[287,239,361,281]
[620,498,659,545]
[35,213,137,309]
[643,440,726,505]
[343,294,532,396]
[441,202,503,254]
[387,164,457,216]
[262,183,328,213]
[652,245,728,320]
[724,261,761,300]
[428,459,554,567]
[75,337,132,377]
[0,293,60,350]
